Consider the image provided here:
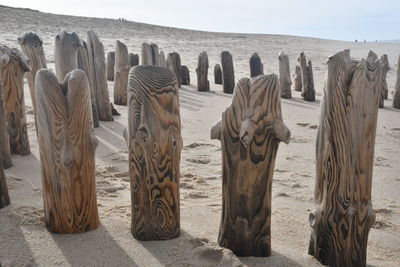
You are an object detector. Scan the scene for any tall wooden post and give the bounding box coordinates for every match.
[141,43,152,65]
[278,52,292,99]
[298,52,315,101]
[0,46,30,156]
[159,51,166,67]
[214,64,222,84]
[150,43,160,66]
[87,30,113,121]
[249,52,263,77]
[106,51,115,81]
[54,30,81,82]
[0,52,12,168]
[379,54,390,108]
[293,65,302,91]
[114,40,129,106]
[211,74,291,257]
[196,51,209,91]
[127,65,182,240]
[129,53,139,67]
[166,52,182,87]
[36,69,99,234]
[393,55,400,109]
[181,65,190,85]
[221,51,235,94]
[309,50,381,267]
[0,154,10,209]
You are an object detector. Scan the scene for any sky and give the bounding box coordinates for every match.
[2,0,400,41]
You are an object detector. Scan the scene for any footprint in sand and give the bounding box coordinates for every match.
[184,143,215,149]
[186,192,209,199]
[186,158,211,164]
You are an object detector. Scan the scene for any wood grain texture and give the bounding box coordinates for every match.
[309,50,381,267]
[0,45,30,156]
[293,65,302,91]
[129,53,139,67]
[87,30,113,121]
[106,51,115,81]
[214,64,222,84]
[54,30,81,82]
[278,52,292,99]
[249,52,264,78]
[18,32,47,117]
[159,51,166,68]
[0,154,10,208]
[379,54,390,108]
[35,68,99,234]
[181,65,190,85]
[0,53,12,168]
[211,74,290,257]
[114,40,129,105]
[166,52,182,87]
[196,51,209,91]
[393,55,400,109]
[221,51,235,94]
[298,52,315,101]
[127,65,182,241]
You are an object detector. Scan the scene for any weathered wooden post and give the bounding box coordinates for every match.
[150,43,160,66]
[159,51,166,67]
[54,30,81,82]
[0,46,30,156]
[114,40,129,105]
[293,65,302,91]
[181,65,190,85]
[0,154,10,209]
[278,52,292,99]
[35,69,99,234]
[214,64,222,84]
[221,51,235,94]
[87,30,113,121]
[309,50,381,267]
[18,32,47,117]
[211,74,291,257]
[196,51,209,91]
[393,55,400,109]
[141,43,152,65]
[249,52,263,77]
[127,65,182,240]
[129,53,139,67]
[298,52,315,101]
[166,52,182,87]
[106,51,115,81]
[0,52,12,169]
[379,54,390,108]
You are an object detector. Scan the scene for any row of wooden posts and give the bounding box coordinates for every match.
[0,30,399,267]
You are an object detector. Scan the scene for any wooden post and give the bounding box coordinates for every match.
[127,65,182,240]
[141,43,152,65]
[298,52,315,101]
[379,54,390,108]
[211,74,290,257]
[293,65,302,91]
[35,69,99,234]
[87,30,113,121]
[114,40,129,106]
[221,51,235,94]
[249,52,263,77]
[393,55,400,109]
[309,50,381,267]
[196,51,209,91]
[18,32,47,117]
[166,52,182,87]
[278,52,292,99]
[0,154,10,209]
[181,65,190,85]
[0,46,30,156]
[159,51,166,67]
[129,53,139,67]
[54,30,81,82]
[0,52,12,169]
[150,43,160,66]
[214,64,222,84]
[106,51,115,81]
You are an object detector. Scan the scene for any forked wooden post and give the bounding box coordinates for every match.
[278,51,292,98]
[18,32,47,117]
[221,51,235,94]
[379,54,390,108]
[211,74,291,257]
[35,69,99,234]
[293,65,302,91]
[114,40,129,105]
[159,51,166,67]
[298,52,315,101]
[127,65,182,240]
[0,46,30,156]
[106,51,115,81]
[249,52,263,77]
[196,51,209,91]
[0,52,12,168]
[0,154,10,209]
[214,64,222,84]
[166,52,182,87]
[309,50,381,267]
[181,65,190,85]
[393,55,400,109]
[87,30,113,121]
[129,53,139,67]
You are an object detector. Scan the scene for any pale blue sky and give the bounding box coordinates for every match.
[3,0,400,41]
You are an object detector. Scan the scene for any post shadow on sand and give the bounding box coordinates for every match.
[51,224,139,267]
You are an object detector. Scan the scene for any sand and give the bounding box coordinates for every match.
[0,4,399,267]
